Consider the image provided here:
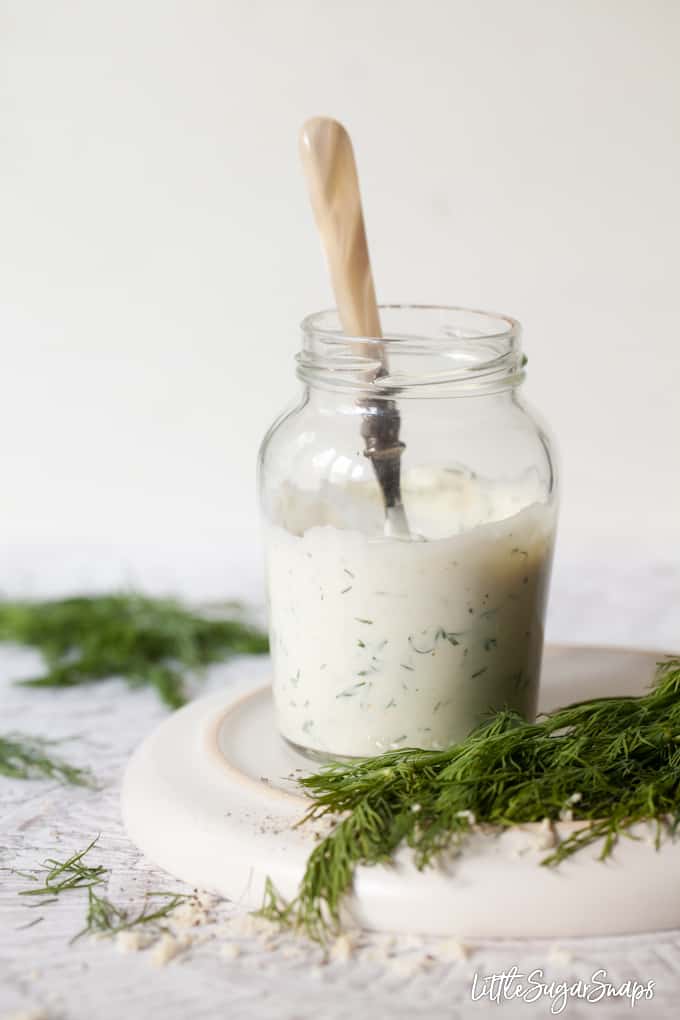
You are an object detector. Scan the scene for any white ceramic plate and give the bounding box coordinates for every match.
[121,644,678,937]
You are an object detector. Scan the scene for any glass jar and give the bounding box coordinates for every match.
[258,306,558,761]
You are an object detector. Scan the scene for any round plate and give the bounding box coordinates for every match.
[121,644,678,937]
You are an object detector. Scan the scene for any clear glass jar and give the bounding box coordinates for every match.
[258,306,558,761]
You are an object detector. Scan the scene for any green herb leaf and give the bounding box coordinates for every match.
[18,837,187,941]
[19,837,106,896]
[260,657,680,941]
[74,886,187,942]
[0,733,95,787]
[0,593,268,709]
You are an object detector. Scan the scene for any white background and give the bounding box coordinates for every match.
[1,1,678,625]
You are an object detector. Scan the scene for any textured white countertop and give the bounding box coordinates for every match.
[1,554,679,1020]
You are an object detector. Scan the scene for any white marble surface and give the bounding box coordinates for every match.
[1,559,679,1020]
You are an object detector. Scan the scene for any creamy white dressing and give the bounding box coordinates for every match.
[266,469,556,758]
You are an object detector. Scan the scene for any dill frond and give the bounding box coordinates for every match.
[18,837,187,940]
[0,593,268,708]
[19,837,106,898]
[260,657,680,941]
[0,733,95,787]
[73,886,187,941]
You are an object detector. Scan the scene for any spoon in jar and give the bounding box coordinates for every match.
[299,116,410,538]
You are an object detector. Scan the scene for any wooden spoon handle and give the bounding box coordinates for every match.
[299,117,383,360]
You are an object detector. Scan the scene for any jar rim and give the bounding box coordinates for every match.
[298,304,525,397]
[301,304,521,347]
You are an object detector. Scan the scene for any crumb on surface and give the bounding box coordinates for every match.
[548,945,573,965]
[398,933,425,951]
[151,933,186,967]
[195,890,220,911]
[435,938,470,962]
[391,954,433,977]
[455,810,476,825]
[116,930,152,954]
[329,931,358,962]
[4,1010,49,1020]
[169,900,209,929]
[533,817,557,851]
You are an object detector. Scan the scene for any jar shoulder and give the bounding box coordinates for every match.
[260,390,558,504]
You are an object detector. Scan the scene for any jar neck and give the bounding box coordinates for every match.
[297,305,525,399]
[302,382,519,412]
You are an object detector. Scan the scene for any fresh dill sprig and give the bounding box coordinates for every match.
[0,593,268,708]
[260,657,680,941]
[19,837,187,940]
[19,837,107,900]
[0,733,95,787]
[75,886,187,942]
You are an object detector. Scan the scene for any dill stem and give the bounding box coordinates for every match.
[260,656,680,941]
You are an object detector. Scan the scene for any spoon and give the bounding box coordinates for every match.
[299,116,410,538]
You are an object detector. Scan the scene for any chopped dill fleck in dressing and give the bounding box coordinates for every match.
[267,487,555,757]
[336,681,370,699]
